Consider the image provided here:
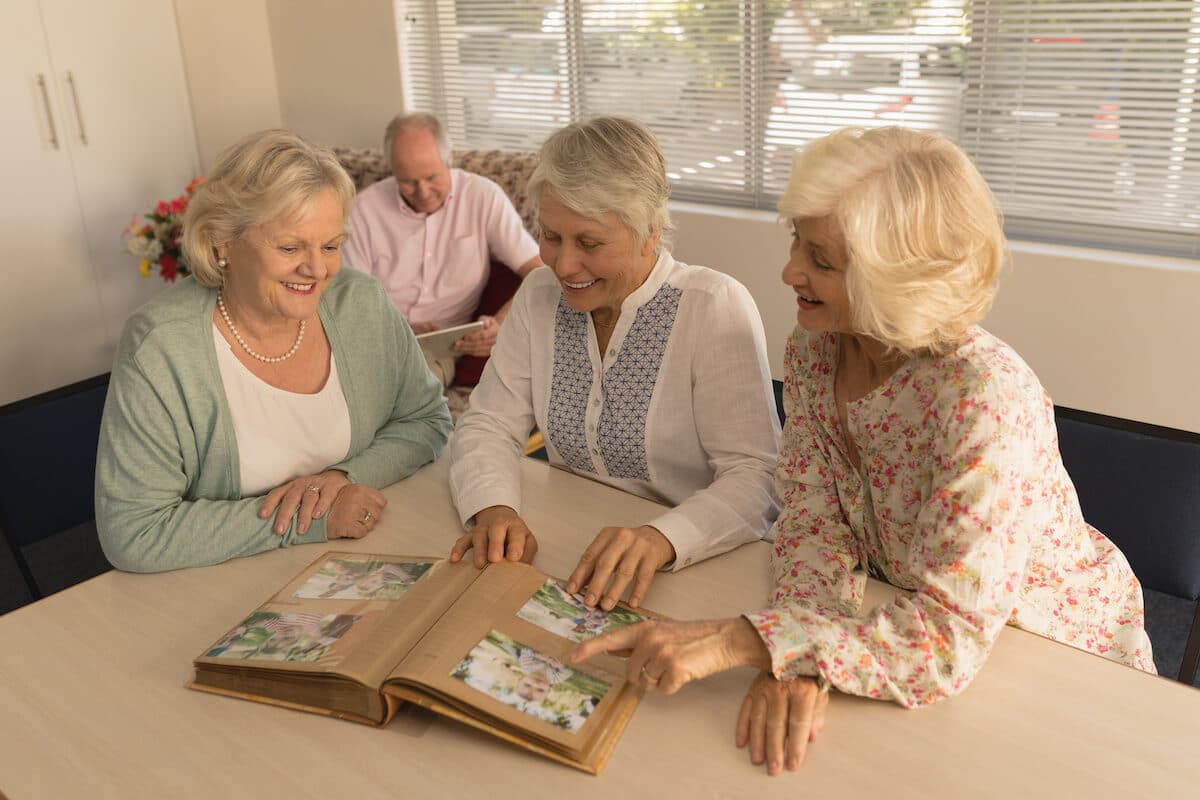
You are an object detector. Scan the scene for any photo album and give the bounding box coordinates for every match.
[189,551,652,774]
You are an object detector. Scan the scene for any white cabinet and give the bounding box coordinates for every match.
[1,0,200,405]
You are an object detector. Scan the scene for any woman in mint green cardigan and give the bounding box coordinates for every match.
[96,130,451,573]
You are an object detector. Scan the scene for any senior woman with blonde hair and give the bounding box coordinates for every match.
[448,116,780,608]
[96,129,451,572]
[575,126,1154,775]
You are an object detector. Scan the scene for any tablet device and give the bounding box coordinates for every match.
[415,321,485,362]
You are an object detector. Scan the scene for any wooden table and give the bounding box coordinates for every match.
[1,457,1197,798]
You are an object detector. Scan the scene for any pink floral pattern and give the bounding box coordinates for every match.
[746,326,1156,708]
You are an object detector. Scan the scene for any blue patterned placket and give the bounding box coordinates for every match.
[545,285,682,480]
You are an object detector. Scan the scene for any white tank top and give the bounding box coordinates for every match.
[212,325,352,497]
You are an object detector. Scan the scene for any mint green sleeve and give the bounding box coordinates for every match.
[95,335,327,574]
[326,286,451,488]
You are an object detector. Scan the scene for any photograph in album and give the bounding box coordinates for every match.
[516,579,646,642]
[205,611,360,664]
[292,556,433,600]
[453,629,610,733]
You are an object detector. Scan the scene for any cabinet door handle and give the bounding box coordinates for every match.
[65,71,88,146]
[36,74,60,150]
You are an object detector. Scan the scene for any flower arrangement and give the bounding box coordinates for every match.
[123,176,204,282]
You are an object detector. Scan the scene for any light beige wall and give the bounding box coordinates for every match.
[265,0,404,150]
[670,203,1200,433]
[174,0,282,170]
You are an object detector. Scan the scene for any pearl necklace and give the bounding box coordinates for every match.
[217,291,306,364]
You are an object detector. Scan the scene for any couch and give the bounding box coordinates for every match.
[333,146,539,388]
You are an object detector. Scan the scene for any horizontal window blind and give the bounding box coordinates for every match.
[400,0,1199,257]
[962,1,1200,257]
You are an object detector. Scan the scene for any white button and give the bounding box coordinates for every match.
[608,349,616,357]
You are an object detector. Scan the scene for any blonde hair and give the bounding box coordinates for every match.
[181,129,356,287]
[383,111,452,168]
[779,127,1005,356]
[528,116,674,254]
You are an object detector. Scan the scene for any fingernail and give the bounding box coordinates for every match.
[601,598,614,610]
[629,596,641,608]
[566,582,577,593]
[275,524,285,534]
[299,524,308,534]
[259,509,268,518]
[314,509,324,518]
[585,594,597,606]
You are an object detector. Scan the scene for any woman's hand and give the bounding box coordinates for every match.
[736,671,829,776]
[259,469,353,535]
[324,483,388,540]
[566,525,675,609]
[571,616,771,694]
[449,505,539,567]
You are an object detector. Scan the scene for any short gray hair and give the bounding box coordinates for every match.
[180,129,355,288]
[383,112,452,168]
[527,116,674,254]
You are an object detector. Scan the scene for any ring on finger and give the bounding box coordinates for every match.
[640,665,659,684]
[305,484,321,495]
[360,509,374,524]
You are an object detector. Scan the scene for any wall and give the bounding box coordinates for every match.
[174,0,283,170]
[265,0,405,150]
[670,203,1200,433]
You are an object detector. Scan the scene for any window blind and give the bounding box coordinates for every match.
[400,0,1199,257]
[962,1,1200,257]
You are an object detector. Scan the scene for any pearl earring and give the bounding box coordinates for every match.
[217,258,227,268]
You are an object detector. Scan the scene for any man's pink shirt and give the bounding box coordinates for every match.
[343,169,539,329]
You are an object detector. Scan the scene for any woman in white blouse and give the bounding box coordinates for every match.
[448,117,780,610]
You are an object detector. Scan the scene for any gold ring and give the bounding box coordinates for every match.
[304,485,320,494]
[361,510,373,524]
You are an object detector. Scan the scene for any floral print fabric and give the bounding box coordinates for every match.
[746,326,1155,708]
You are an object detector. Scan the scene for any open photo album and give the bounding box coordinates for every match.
[189,551,652,774]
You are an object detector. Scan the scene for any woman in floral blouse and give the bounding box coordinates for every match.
[575,126,1155,776]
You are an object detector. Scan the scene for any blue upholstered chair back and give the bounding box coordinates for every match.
[0,375,110,597]
[772,379,786,427]
[1054,408,1200,603]
[1055,407,1200,684]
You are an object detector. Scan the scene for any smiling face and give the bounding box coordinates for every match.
[537,190,658,317]
[781,215,853,335]
[515,670,553,704]
[219,188,345,326]
[390,127,452,214]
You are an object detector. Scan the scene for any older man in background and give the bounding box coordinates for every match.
[344,112,541,384]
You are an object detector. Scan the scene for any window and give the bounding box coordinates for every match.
[399,0,1200,257]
